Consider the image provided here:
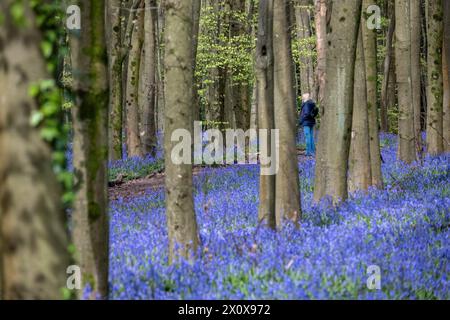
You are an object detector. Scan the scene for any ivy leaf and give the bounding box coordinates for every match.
[40,41,53,58]
[30,111,44,127]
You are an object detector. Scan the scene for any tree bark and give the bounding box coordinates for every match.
[395,0,416,164]
[126,4,144,158]
[349,27,372,193]
[313,0,362,203]
[69,0,109,299]
[314,0,328,105]
[273,0,301,226]
[140,0,158,156]
[295,0,315,98]
[362,0,383,188]
[426,0,444,155]
[380,2,395,133]
[164,0,200,263]
[256,0,276,229]
[444,0,450,152]
[0,1,70,299]
[411,0,422,157]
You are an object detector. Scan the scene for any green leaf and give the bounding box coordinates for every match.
[30,111,44,127]
[40,41,53,58]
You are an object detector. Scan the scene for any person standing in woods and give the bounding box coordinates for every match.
[299,93,318,157]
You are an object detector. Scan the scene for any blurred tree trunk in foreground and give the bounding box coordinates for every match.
[69,0,109,299]
[0,0,70,299]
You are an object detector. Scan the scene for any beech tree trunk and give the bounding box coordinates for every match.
[426,0,444,155]
[349,27,372,193]
[395,0,416,164]
[361,0,383,188]
[164,0,200,263]
[380,3,395,133]
[0,1,70,299]
[256,0,276,229]
[313,0,362,203]
[314,0,328,105]
[140,0,158,156]
[69,0,110,299]
[126,4,144,158]
[295,0,315,98]
[411,0,423,156]
[273,0,301,226]
[444,0,450,152]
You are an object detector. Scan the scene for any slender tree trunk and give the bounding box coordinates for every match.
[411,0,423,157]
[380,5,395,133]
[444,0,450,152]
[395,0,416,163]
[362,0,383,188]
[349,27,372,193]
[295,0,315,97]
[192,0,202,122]
[107,0,124,161]
[0,1,70,299]
[314,0,328,105]
[256,0,276,229]
[273,0,301,226]
[126,4,144,158]
[313,0,362,203]
[156,0,166,133]
[312,0,329,200]
[69,0,109,299]
[164,0,199,263]
[141,0,158,156]
[426,0,444,155]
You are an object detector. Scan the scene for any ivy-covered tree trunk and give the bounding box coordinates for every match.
[273,0,301,226]
[361,0,382,188]
[444,0,450,152]
[69,0,109,299]
[256,0,276,229]
[140,0,158,156]
[426,0,444,155]
[0,1,70,299]
[126,4,144,158]
[349,27,372,193]
[313,0,362,203]
[395,0,416,164]
[164,0,200,263]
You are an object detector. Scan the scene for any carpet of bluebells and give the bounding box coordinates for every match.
[107,133,449,299]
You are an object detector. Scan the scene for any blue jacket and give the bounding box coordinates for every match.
[300,100,318,127]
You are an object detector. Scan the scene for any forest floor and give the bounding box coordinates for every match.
[106,133,449,300]
[109,148,307,200]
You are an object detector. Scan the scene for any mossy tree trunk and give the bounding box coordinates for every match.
[362,0,383,188]
[426,0,444,155]
[0,1,70,299]
[164,0,200,263]
[69,0,109,299]
[444,0,450,152]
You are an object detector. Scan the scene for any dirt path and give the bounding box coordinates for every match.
[109,150,307,200]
